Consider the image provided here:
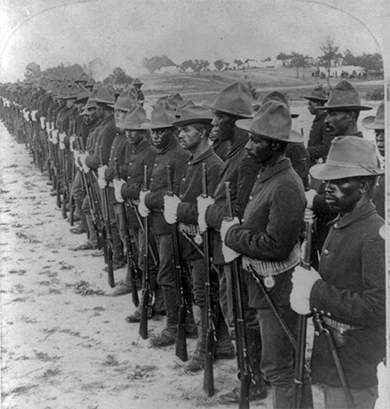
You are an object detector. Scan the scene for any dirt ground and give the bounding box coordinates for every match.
[0,97,387,409]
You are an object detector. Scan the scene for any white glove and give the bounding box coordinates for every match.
[220,217,240,242]
[304,208,315,221]
[113,179,126,203]
[305,189,317,209]
[46,122,51,135]
[51,129,59,145]
[59,132,66,143]
[164,194,181,224]
[59,141,66,150]
[222,242,240,263]
[79,153,90,174]
[73,151,81,169]
[138,190,151,217]
[69,136,76,152]
[290,265,321,315]
[97,165,108,179]
[31,110,38,121]
[40,117,46,129]
[98,175,107,189]
[197,195,214,233]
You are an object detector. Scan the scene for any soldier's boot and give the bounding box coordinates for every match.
[70,199,87,234]
[150,286,178,347]
[273,387,293,409]
[152,283,166,315]
[72,214,98,250]
[214,305,236,360]
[219,328,267,404]
[111,267,132,296]
[183,307,207,373]
[125,291,153,323]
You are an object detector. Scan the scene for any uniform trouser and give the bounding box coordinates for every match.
[71,170,85,202]
[155,234,176,289]
[189,258,219,309]
[323,384,378,409]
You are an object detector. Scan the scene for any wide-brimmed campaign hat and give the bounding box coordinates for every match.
[262,91,299,118]
[91,85,115,105]
[172,105,213,127]
[143,101,176,129]
[133,78,143,86]
[86,77,96,88]
[75,72,89,84]
[63,83,81,100]
[84,89,98,110]
[310,136,383,180]
[303,85,328,102]
[362,101,385,130]
[175,99,195,118]
[236,101,303,143]
[53,84,69,99]
[167,93,184,109]
[108,88,138,111]
[318,80,372,111]
[204,82,253,118]
[119,105,149,130]
[74,86,91,104]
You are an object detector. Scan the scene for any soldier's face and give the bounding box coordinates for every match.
[178,125,202,152]
[115,109,127,128]
[325,111,351,137]
[245,133,274,164]
[151,128,172,150]
[308,100,321,115]
[126,129,145,145]
[96,105,104,119]
[211,111,235,142]
[324,178,362,214]
[375,130,385,157]
[67,99,75,108]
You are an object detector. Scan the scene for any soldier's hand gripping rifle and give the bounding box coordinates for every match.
[114,158,140,307]
[139,165,152,340]
[166,165,188,362]
[225,181,251,409]
[202,163,215,397]
[292,158,313,409]
[99,145,115,288]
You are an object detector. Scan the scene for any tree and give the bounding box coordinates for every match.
[291,52,306,79]
[180,60,195,72]
[234,59,243,69]
[319,37,340,81]
[214,59,225,71]
[25,62,42,81]
[103,67,133,88]
[142,55,176,73]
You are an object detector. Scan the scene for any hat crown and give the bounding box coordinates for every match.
[304,85,328,101]
[262,91,291,109]
[114,88,138,111]
[121,105,148,129]
[251,101,291,139]
[210,82,253,117]
[167,93,184,109]
[92,85,115,105]
[175,105,212,125]
[175,99,195,117]
[150,101,176,128]
[326,80,362,109]
[66,83,81,99]
[133,78,143,85]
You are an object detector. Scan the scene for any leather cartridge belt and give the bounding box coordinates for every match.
[242,242,301,277]
[323,316,363,333]
[179,223,200,236]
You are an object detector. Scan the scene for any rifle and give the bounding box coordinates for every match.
[292,157,313,409]
[114,157,140,307]
[166,165,188,362]
[59,118,68,219]
[99,145,115,288]
[202,163,215,397]
[225,181,251,409]
[68,119,76,226]
[139,165,151,340]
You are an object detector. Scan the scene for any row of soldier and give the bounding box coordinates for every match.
[0,75,386,409]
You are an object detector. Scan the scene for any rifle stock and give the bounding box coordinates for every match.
[225,182,251,409]
[201,163,215,397]
[139,165,151,339]
[167,165,188,362]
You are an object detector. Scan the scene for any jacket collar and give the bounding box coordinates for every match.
[130,138,152,154]
[257,157,292,183]
[329,201,377,229]
[187,147,215,165]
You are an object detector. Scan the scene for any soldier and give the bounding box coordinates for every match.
[132,78,144,106]
[197,82,268,403]
[138,101,198,347]
[304,80,372,260]
[163,105,235,372]
[362,101,385,218]
[303,85,332,168]
[291,136,385,409]
[221,101,313,408]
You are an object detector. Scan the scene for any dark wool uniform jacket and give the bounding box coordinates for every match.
[176,148,223,260]
[310,201,385,389]
[85,114,116,169]
[225,158,306,308]
[205,137,262,265]
[307,111,332,167]
[144,137,190,235]
[120,139,157,229]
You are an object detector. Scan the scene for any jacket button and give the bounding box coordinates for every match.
[323,249,329,255]
[249,195,253,200]
[327,312,331,316]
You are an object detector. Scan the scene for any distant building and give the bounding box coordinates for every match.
[318,65,365,78]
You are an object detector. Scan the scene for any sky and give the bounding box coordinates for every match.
[0,0,388,82]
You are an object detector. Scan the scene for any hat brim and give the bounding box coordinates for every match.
[118,123,147,130]
[310,163,384,180]
[235,119,304,143]
[203,102,253,118]
[303,96,328,102]
[94,98,115,106]
[107,103,132,111]
[362,116,384,130]
[318,104,372,111]
[141,122,173,130]
[172,118,212,127]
